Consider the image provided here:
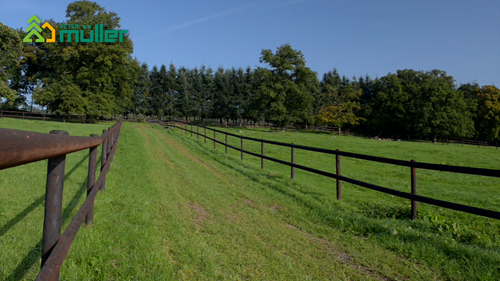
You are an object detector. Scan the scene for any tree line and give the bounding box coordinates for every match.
[1,1,499,141]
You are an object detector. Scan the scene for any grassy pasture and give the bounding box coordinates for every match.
[0,118,499,280]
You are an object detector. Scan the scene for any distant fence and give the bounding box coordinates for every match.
[0,110,85,122]
[154,119,500,221]
[0,118,123,281]
[346,130,499,149]
[0,110,139,123]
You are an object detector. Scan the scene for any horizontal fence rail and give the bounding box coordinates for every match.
[157,119,500,221]
[0,117,123,281]
[0,110,85,122]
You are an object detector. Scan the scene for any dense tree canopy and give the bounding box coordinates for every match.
[255,44,318,127]
[0,23,22,108]
[17,1,136,121]
[0,1,498,141]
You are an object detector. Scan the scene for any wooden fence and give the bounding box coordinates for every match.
[0,110,85,122]
[0,118,123,281]
[158,119,500,221]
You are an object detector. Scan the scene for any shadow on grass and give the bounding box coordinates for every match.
[6,177,89,280]
[173,131,500,280]
[0,155,87,238]
[4,155,89,280]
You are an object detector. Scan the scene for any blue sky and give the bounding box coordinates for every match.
[1,0,499,86]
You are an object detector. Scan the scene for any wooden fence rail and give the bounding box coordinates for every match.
[155,119,500,221]
[0,117,123,281]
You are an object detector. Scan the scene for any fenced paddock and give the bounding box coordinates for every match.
[0,118,123,281]
[160,119,500,221]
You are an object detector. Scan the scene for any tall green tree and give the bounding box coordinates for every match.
[32,1,134,121]
[256,44,318,127]
[318,72,364,134]
[199,65,214,121]
[175,66,195,119]
[475,85,500,140]
[148,65,161,117]
[367,73,410,135]
[165,63,178,118]
[131,61,150,117]
[213,66,233,124]
[410,70,474,141]
[0,23,22,108]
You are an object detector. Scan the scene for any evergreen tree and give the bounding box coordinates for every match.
[165,63,177,118]
[149,65,162,117]
[131,61,150,117]
[213,66,233,124]
[175,66,195,119]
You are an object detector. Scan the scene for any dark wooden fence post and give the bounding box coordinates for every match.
[225,134,228,154]
[291,144,296,179]
[336,149,341,200]
[204,128,207,143]
[214,131,216,149]
[22,112,25,119]
[197,126,199,140]
[411,159,417,220]
[101,130,108,192]
[41,130,69,280]
[241,137,244,160]
[261,141,264,169]
[86,134,98,225]
[191,125,193,137]
[181,124,183,134]
[107,127,111,158]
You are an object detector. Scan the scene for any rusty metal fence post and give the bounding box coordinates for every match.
[101,130,108,192]
[336,149,341,200]
[241,137,244,160]
[291,143,295,179]
[86,134,98,225]
[41,130,69,280]
[261,141,264,169]
[411,160,417,220]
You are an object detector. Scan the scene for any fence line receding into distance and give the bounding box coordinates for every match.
[154,119,500,221]
[0,118,123,281]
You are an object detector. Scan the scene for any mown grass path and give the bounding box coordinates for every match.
[1,120,493,280]
[68,123,438,280]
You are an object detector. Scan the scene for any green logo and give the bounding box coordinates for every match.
[23,15,51,42]
[23,15,128,43]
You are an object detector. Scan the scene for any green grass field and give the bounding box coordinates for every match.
[1,118,499,280]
